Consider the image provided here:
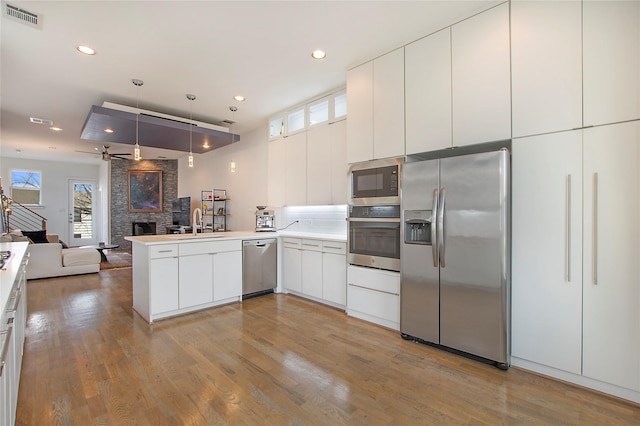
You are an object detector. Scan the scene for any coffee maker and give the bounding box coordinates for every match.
[255,206,276,232]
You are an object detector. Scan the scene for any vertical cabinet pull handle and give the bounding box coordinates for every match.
[438,188,446,268]
[593,173,598,285]
[431,189,439,267]
[566,174,571,282]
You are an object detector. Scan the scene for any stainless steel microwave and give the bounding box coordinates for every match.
[349,157,402,205]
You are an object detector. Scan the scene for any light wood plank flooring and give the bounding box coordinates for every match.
[16,268,640,425]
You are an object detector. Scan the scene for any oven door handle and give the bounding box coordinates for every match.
[346,217,400,223]
[431,188,439,267]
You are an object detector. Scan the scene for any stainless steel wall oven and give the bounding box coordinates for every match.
[347,204,401,272]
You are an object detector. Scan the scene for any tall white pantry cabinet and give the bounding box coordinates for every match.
[511,0,640,403]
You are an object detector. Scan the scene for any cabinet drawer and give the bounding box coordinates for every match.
[347,265,400,295]
[322,241,346,255]
[150,244,178,259]
[179,241,216,256]
[301,239,322,252]
[282,237,302,249]
[347,284,400,326]
[179,239,241,256]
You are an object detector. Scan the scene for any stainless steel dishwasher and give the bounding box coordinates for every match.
[242,238,277,299]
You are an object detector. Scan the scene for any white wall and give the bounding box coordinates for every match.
[0,157,100,240]
[178,126,268,232]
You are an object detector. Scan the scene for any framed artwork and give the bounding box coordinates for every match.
[128,170,162,212]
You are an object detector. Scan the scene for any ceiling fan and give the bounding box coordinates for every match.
[76,145,132,161]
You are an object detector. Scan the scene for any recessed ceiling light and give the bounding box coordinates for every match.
[50,126,63,132]
[77,45,96,55]
[311,50,326,60]
[104,128,114,133]
[234,95,245,102]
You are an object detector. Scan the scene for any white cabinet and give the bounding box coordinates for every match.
[512,121,640,400]
[451,3,510,146]
[582,121,640,392]
[149,245,179,315]
[405,27,452,154]
[301,239,323,299]
[511,0,582,138]
[1,249,28,426]
[307,124,332,205]
[347,265,400,330]
[267,138,286,206]
[347,61,374,163]
[512,131,583,374]
[583,1,640,126]
[330,120,348,205]
[283,237,346,308]
[322,242,347,306]
[285,132,307,205]
[179,253,213,309]
[347,48,404,163]
[373,48,405,160]
[132,239,242,323]
[213,250,242,301]
[283,238,302,293]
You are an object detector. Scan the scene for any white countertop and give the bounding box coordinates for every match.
[125,230,346,245]
[0,241,28,312]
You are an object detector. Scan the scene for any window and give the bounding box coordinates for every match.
[309,98,329,126]
[269,116,284,139]
[287,107,306,133]
[11,170,42,205]
[334,91,347,119]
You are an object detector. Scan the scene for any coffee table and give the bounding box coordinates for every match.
[80,244,120,262]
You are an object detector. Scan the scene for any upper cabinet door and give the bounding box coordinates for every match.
[267,138,286,207]
[330,120,348,205]
[373,48,405,160]
[285,132,307,206]
[452,3,511,146]
[307,124,332,206]
[405,28,452,154]
[511,0,582,138]
[347,62,374,163]
[584,1,640,126]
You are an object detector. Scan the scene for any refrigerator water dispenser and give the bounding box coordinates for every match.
[404,210,432,244]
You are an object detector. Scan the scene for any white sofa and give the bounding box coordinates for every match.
[25,234,101,280]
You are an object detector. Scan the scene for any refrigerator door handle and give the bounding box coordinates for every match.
[431,188,439,267]
[438,188,446,268]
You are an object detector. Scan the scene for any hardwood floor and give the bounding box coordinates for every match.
[17,268,640,425]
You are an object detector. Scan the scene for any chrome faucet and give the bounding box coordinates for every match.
[192,208,202,236]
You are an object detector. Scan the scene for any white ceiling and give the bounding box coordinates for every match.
[1,0,498,164]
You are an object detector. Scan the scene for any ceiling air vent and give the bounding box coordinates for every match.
[5,3,41,28]
[30,117,54,126]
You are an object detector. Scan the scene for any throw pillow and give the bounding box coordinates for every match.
[22,230,48,243]
[0,233,12,243]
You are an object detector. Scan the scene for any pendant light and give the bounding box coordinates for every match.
[229,106,237,173]
[132,79,143,161]
[186,94,196,167]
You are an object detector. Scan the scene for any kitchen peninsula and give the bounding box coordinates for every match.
[126,231,347,323]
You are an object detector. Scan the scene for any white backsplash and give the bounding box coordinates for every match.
[278,205,347,235]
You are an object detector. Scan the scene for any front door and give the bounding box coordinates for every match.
[68,180,98,247]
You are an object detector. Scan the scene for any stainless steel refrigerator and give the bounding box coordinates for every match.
[401,148,510,369]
